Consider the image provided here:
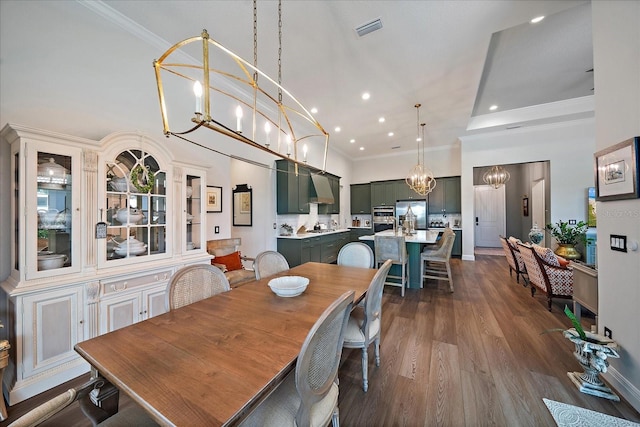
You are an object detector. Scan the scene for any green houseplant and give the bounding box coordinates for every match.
[545,220,587,260]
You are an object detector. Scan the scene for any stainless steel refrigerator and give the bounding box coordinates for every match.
[395,200,427,230]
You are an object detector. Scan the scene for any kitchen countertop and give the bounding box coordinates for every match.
[359,230,439,244]
[348,226,373,230]
[276,229,351,239]
[428,227,462,231]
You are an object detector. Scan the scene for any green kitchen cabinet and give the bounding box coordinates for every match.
[370,181,396,206]
[452,230,462,257]
[395,179,425,201]
[350,183,371,214]
[428,176,461,215]
[277,231,350,267]
[276,160,310,214]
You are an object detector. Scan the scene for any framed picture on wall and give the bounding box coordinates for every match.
[206,186,222,213]
[595,136,640,201]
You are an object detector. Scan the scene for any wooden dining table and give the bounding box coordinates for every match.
[74,262,377,426]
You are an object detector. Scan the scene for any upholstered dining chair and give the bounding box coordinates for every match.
[420,231,456,292]
[8,376,158,427]
[499,236,528,285]
[342,259,392,392]
[165,264,231,311]
[517,242,573,311]
[253,250,290,280]
[337,242,375,268]
[238,291,355,427]
[374,235,408,297]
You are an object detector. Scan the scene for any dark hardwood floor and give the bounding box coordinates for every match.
[2,254,639,426]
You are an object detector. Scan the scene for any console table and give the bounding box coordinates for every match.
[571,262,598,327]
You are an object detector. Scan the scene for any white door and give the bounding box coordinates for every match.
[474,185,505,247]
[532,179,546,243]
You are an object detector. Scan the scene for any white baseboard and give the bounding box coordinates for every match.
[462,254,475,261]
[604,367,640,413]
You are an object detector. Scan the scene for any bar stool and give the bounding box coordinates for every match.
[420,232,455,292]
[374,235,408,297]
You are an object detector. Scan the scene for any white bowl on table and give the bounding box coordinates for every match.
[268,276,309,297]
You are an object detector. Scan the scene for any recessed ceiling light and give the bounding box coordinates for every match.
[362,92,370,100]
[334,127,341,132]
[378,117,385,123]
[489,105,498,111]
[310,107,318,114]
[416,137,422,142]
[350,139,355,143]
[388,132,394,137]
[359,147,364,151]
[530,16,544,24]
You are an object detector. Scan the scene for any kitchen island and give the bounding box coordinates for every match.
[360,230,440,289]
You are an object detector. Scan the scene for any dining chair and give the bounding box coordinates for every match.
[165,264,231,311]
[342,259,393,392]
[253,250,290,280]
[7,376,158,427]
[374,235,408,297]
[420,232,455,292]
[337,242,375,268]
[238,291,355,427]
[517,242,573,311]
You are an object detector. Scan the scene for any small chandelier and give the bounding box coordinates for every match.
[405,104,436,196]
[483,165,511,189]
[153,0,329,172]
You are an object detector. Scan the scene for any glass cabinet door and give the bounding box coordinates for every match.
[35,152,74,273]
[105,150,167,262]
[185,174,202,251]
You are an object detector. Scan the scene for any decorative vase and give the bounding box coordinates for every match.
[555,244,581,260]
[563,329,620,401]
[528,223,544,244]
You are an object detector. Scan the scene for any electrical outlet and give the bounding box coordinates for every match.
[604,327,612,339]
[569,219,577,225]
[214,226,220,234]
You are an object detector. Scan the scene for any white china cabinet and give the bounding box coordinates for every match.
[0,124,211,405]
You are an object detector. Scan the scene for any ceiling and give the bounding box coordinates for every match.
[0,0,592,161]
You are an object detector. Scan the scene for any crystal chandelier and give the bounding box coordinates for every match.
[483,165,511,189]
[153,0,329,172]
[405,104,436,196]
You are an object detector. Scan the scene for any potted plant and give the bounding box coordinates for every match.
[280,223,293,236]
[545,220,588,260]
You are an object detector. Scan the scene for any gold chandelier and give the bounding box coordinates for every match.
[153,0,329,171]
[405,104,436,196]
[483,165,511,189]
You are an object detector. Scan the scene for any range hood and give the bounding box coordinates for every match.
[310,174,335,204]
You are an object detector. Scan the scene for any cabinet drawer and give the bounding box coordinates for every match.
[101,269,173,295]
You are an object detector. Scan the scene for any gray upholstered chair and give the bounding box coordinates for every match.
[253,250,290,280]
[420,232,455,292]
[342,259,393,392]
[337,242,375,268]
[422,227,454,257]
[8,377,158,427]
[374,235,408,297]
[239,291,355,427]
[165,264,231,311]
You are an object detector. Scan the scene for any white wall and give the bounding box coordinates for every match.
[351,144,462,184]
[592,0,640,410]
[460,118,596,260]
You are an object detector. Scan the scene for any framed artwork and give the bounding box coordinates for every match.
[232,184,252,226]
[595,137,640,201]
[206,186,222,213]
[522,195,529,217]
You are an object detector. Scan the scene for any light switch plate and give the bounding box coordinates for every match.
[610,234,627,252]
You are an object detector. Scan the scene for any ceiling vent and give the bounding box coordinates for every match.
[355,18,383,37]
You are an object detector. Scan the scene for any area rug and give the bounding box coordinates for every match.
[543,398,640,427]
